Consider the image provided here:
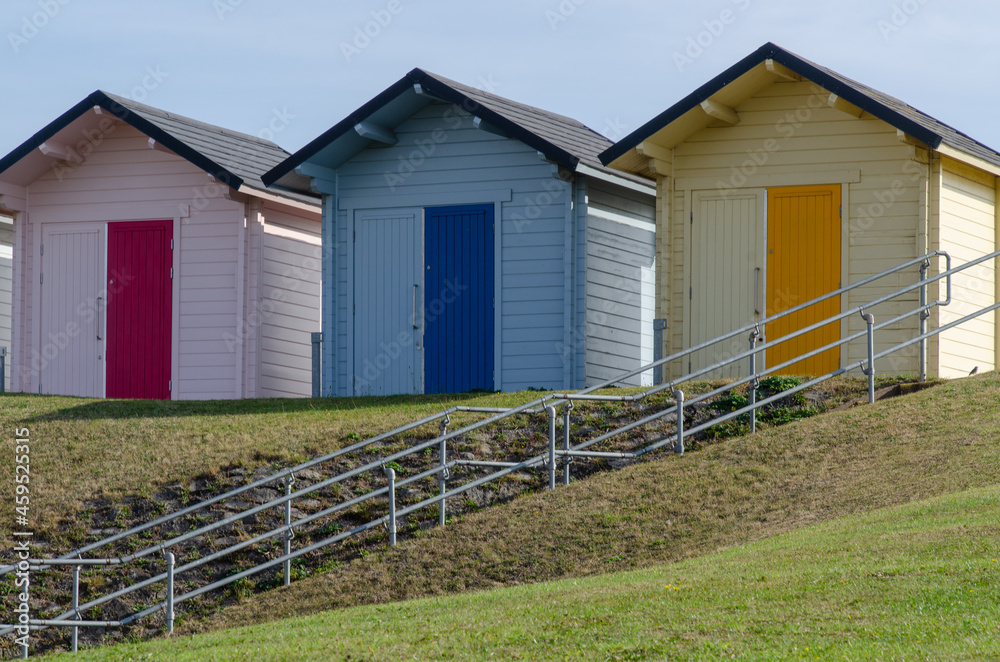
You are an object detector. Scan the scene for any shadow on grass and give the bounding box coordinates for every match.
[23,391,498,422]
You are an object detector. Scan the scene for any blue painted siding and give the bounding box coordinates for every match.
[584,181,657,387]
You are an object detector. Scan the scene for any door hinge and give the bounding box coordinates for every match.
[168,380,172,392]
[170,267,174,279]
[170,239,174,250]
[690,211,693,225]
[39,244,44,256]
[352,303,355,315]
[839,205,843,219]
[689,286,692,300]
[40,272,43,284]
[688,360,692,373]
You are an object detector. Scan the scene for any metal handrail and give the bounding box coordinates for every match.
[7,248,1000,657]
[0,249,952,577]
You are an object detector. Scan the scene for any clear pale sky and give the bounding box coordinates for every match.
[4,0,999,158]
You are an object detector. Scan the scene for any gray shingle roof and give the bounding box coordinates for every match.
[418,71,641,180]
[0,91,318,205]
[798,54,1000,168]
[264,68,653,189]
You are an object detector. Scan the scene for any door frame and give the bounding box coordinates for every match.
[684,182,848,376]
[343,190,508,394]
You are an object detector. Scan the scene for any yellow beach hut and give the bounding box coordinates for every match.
[601,43,999,380]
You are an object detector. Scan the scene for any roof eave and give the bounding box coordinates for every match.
[0,91,247,190]
[600,42,946,168]
[574,163,655,194]
[264,69,582,187]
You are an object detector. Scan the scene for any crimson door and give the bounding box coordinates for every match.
[106,220,173,399]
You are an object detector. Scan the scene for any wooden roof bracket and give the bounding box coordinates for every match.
[700,99,740,126]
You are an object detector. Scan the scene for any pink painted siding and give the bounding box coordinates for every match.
[10,122,321,399]
[21,124,243,399]
[256,205,321,398]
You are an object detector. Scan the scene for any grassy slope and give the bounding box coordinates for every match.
[179,372,999,635]
[10,373,999,658]
[50,483,1000,660]
[0,377,874,538]
[0,390,550,535]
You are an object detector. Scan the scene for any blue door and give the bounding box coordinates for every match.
[423,204,495,393]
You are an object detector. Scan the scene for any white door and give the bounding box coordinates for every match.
[688,190,765,378]
[353,209,423,396]
[38,224,105,397]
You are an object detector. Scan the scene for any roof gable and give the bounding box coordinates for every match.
[601,42,1000,174]
[0,91,317,203]
[263,69,650,190]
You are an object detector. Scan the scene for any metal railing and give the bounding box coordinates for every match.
[5,248,999,658]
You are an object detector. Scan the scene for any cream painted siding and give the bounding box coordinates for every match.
[257,206,322,397]
[0,217,12,391]
[666,80,925,377]
[936,162,996,377]
[21,124,245,399]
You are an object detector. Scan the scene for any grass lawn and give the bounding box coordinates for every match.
[180,371,999,637]
[47,483,1000,661]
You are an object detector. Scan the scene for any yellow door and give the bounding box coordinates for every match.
[766,185,841,375]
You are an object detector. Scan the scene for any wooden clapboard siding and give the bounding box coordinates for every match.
[23,124,245,399]
[330,102,572,395]
[257,204,321,398]
[0,217,11,391]
[665,80,924,378]
[585,180,656,386]
[936,161,996,377]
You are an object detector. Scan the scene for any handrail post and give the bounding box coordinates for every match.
[919,260,929,382]
[385,467,397,547]
[748,328,759,434]
[673,390,685,455]
[862,311,876,404]
[438,416,449,527]
[546,405,557,490]
[164,552,175,634]
[283,474,295,587]
[71,564,80,652]
[563,402,573,486]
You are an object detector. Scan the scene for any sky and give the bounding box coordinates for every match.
[4,0,1000,159]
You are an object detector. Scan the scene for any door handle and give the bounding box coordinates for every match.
[97,296,103,340]
[754,268,761,316]
[412,284,419,329]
